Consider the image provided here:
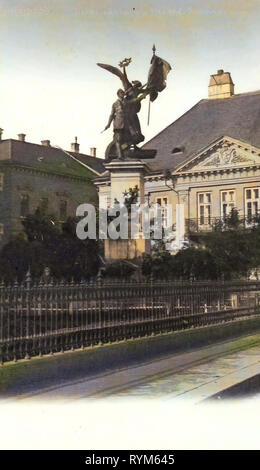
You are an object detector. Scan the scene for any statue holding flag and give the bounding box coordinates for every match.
[98,46,172,161]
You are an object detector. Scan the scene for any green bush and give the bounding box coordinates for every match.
[104,260,136,279]
[0,210,101,283]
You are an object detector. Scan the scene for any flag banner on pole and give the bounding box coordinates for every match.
[147,55,172,101]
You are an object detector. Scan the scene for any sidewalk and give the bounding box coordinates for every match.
[1,316,260,400]
[14,332,260,401]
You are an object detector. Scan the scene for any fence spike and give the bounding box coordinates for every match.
[97,269,103,286]
[25,269,31,288]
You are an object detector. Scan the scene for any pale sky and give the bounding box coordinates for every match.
[1,0,260,158]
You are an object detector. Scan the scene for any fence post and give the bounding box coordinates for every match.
[231,293,238,309]
[255,293,260,312]
[25,270,31,360]
[49,277,54,354]
[80,279,85,349]
[13,278,19,362]
[150,273,155,336]
[0,280,4,365]
[97,270,103,345]
[59,279,65,353]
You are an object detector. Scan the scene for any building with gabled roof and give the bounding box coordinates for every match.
[142,88,260,173]
[96,69,260,254]
[0,134,105,247]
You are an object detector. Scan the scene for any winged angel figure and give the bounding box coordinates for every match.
[98,50,171,161]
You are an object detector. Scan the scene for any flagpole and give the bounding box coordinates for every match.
[147,97,151,126]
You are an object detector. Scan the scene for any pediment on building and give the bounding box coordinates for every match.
[175,137,260,173]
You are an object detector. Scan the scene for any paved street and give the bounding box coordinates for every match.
[12,333,260,403]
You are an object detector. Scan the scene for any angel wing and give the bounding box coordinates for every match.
[97,63,131,91]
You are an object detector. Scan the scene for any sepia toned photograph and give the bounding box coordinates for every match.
[0,0,260,451]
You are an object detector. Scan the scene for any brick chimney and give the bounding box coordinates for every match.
[90,147,96,158]
[71,136,80,153]
[18,133,26,142]
[0,129,3,141]
[41,139,51,147]
[208,69,234,99]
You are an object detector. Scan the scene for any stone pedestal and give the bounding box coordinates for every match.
[105,237,151,260]
[104,159,151,261]
[105,159,147,204]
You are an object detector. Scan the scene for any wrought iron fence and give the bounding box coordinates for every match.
[1,273,260,363]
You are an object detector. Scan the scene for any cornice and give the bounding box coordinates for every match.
[145,174,165,182]
[172,164,260,178]
[175,174,260,190]
[0,162,92,183]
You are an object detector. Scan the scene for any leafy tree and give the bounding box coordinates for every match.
[142,240,175,280]
[49,217,100,282]
[0,236,30,283]
[122,185,139,213]
[180,209,260,280]
[103,260,136,279]
[142,208,260,281]
[171,247,219,280]
[0,209,101,283]
[22,207,58,243]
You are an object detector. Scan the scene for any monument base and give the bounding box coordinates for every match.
[126,148,156,159]
[105,238,151,261]
[104,159,149,205]
[105,141,157,162]
[102,157,153,261]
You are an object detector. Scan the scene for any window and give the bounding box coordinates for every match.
[59,200,67,221]
[39,197,49,212]
[221,190,236,217]
[156,197,168,228]
[0,173,3,191]
[245,188,260,219]
[198,192,211,225]
[171,146,184,154]
[20,194,29,217]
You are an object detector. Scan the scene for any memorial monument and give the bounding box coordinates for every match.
[97,46,172,260]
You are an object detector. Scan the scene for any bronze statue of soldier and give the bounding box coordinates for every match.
[98,47,172,162]
[104,86,146,160]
